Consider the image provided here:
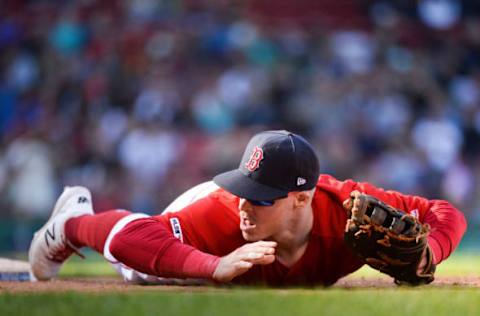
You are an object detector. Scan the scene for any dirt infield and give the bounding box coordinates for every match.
[1,276,479,293]
[335,275,480,288]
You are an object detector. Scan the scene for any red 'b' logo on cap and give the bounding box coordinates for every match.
[245,146,264,172]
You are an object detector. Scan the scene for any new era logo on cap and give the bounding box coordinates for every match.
[297,177,306,186]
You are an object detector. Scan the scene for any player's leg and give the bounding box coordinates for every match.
[55,207,152,284]
[65,209,132,254]
[53,197,170,284]
[28,186,132,281]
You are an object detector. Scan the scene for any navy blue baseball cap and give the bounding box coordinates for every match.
[213,130,320,201]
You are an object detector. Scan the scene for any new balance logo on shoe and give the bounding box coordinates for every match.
[44,223,56,247]
[78,196,89,204]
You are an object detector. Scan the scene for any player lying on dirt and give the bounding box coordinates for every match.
[29,130,466,286]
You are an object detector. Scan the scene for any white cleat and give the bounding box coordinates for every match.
[28,186,94,281]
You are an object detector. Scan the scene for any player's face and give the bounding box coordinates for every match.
[238,195,294,242]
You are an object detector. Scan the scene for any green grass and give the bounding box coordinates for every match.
[1,251,479,316]
[1,288,480,316]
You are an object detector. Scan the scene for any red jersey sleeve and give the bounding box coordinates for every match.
[316,174,467,264]
[109,217,220,279]
[155,190,245,255]
[111,189,243,280]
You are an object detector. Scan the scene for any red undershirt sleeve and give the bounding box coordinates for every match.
[423,200,467,264]
[321,176,468,266]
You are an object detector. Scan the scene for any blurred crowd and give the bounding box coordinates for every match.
[2,0,480,249]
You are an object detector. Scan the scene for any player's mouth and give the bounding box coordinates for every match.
[240,217,256,231]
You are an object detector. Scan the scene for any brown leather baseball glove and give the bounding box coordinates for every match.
[343,190,435,285]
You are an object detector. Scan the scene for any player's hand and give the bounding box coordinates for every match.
[212,241,277,283]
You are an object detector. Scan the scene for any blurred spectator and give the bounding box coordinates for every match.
[411,113,463,172]
[3,133,56,217]
[118,123,184,212]
[441,159,475,207]
[418,0,461,30]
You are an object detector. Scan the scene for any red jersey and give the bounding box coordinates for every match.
[154,174,466,286]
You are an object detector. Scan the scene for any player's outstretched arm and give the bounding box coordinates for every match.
[212,241,277,283]
[110,219,277,283]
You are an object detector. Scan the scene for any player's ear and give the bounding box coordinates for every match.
[293,191,310,208]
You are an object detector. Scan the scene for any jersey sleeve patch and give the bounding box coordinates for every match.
[169,217,184,243]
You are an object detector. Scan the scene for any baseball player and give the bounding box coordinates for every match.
[29,130,466,286]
